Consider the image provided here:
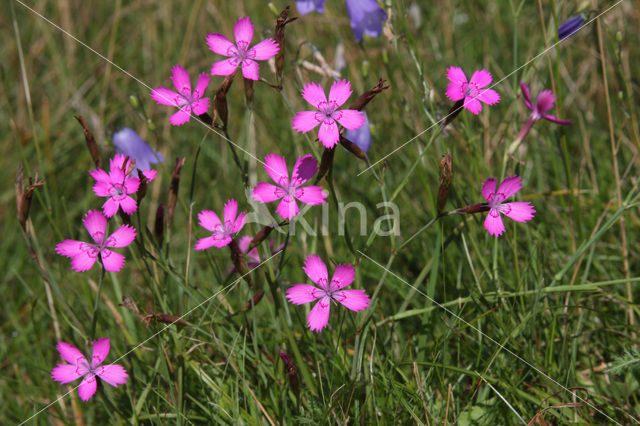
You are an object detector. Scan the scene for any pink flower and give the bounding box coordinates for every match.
[51,337,128,401]
[252,153,327,219]
[292,80,366,148]
[481,176,535,237]
[206,16,279,81]
[520,82,572,125]
[286,255,370,333]
[445,66,501,115]
[150,64,210,126]
[195,199,246,250]
[89,154,148,217]
[232,236,284,270]
[56,210,136,272]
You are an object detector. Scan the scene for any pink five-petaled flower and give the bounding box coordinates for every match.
[286,255,370,333]
[445,66,501,115]
[481,176,535,237]
[51,337,128,401]
[195,199,246,250]
[89,154,147,217]
[252,153,327,219]
[56,210,136,272]
[206,16,279,81]
[150,64,210,126]
[292,80,366,148]
[520,82,572,125]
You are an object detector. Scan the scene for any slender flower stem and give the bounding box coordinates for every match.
[90,265,106,341]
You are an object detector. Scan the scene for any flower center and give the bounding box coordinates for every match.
[230,41,255,64]
[109,183,126,199]
[462,82,479,98]
[314,100,341,124]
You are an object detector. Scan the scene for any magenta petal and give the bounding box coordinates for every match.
[520,82,532,109]
[336,109,365,130]
[198,210,222,232]
[499,201,535,223]
[150,87,180,107]
[477,88,501,105]
[250,38,279,60]
[89,168,110,183]
[464,97,482,115]
[78,374,98,401]
[496,176,523,200]
[231,212,246,234]
[302,254,328,287]
[484,209,505,237]
[301,82,327,109]
[307,296,331,332]
[210,235,232,248]
[333,289,370,311]
[91,337,110,367]
[206,33,234,56]
[56,240,86,258]
[276,196,299,219]
[95,364,128,387]
[124,177,140,194]
[92,181,111,197]
[292,111,321,133]
[330,264,355,290]
[211,58,239,76]
[70,249,99,272]
[119,196,138,215]
[445,82,464,101]
[169,108,192,126]
[264,153,289,186]
[535,90,555,115]
[57,341,87,365]
[241,59,260,80]
[295,186,327,205]
[101,249,125,272]
[223,199,238,224]
[286,283,322,304]
[318,121,340,148]
[108,167,125,184]
[142,169,157,182]
[195,236,216,250]
[170,64,191,94]
[83,211,107,243]
[328,79,352,107]
[469,69,493,88]
[194,73,210,98]
[234,16,254,45]
[190,98,210,116]
[446,66,467,85]
[481,178,497,203]
[291,154,318,186]
[51,364,82,383]
[105,225,136,248]
[543,114,572,125]
[102,198,120,218]
[252,182,284,203]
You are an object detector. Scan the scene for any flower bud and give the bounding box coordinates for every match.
[437,154,452,213]
[15,163,44,229]
[167,157,185,229]
[75,115,102,168]
[349,79,389,111]
[274,6,297,86]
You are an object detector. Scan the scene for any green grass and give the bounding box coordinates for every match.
[3,0,640,423]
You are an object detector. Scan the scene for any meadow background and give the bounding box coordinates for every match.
[3,0,640,423]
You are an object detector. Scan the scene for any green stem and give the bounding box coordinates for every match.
[90,266,106,341]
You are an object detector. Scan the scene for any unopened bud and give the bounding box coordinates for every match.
[340,135,368,163]
[274,6,297,86]
[452,203,490,215]
[442,99,464,128]
[129,94,140,109]
[137,168,148,201]
[154,203,164,242]
[437,154,452,213]
[75,115,102,168]
[244,78,254,107]
[314,147,335,184]
[15,164,45,229]
[229,238,252,286]
[277,346,300,395]
[214,74,234,131]
[167,157,185,229]
[349,79,390,111]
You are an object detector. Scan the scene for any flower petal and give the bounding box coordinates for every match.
[169,108,192,126]
[194,236,216,250]
[83,210,107,244]
[124,177,140,194]
[520,82,533,110]
[463,97,483,115]
[499,201,535,223]
[150,87,180,107]
[91,337,110,367]
[276,196,299,219]
[264,153,290,186]
[51,364,83,383]
[469,69,493,88]
[335,109,365,130]
[333,289,370,311]
[481,178,497,203]
[328,79,352,107]
[307,296,331,332]
[119,195,138,215]
[318,121,340,148]
[100,249,125,272]
[535,90,555,115]
[89,168,110,184]
[95,364,128,387]
[78,374,98,401]
[292,111,321,133]
[206,33,235,57]
[223,199,238,224]
[249,38,279,60]
[56,240,87,258]
[484,209,505,237]
[105,225,136,248]
[190,98,210,116]
[252,182,284,203]
[70,247,99,272]
[496,176,523,201]
[241,59,260,80]
[330,264,355,290]
[294,186,327,205]
[211,58,239,76]
[446,66,467,85]
[543,114,573,125]
[302,254,329,288]
[291,154,318,186]
[234,16,254,45]
[445,82,464,101]
[301,82,327,109]
[193,73,210,98]
[102,198,120,218]
[170,64,191,94]
[286,283,323,304]
[56,341,87,365]
[231,212,246,234]
[477,88,501,105]
[198,210,222,232]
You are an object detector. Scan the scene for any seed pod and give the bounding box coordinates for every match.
[229,238,251,286]
[442,99,464,128]
[453,203,490,215]
[314,147,335,184]
[166,157,185,229]
[339,135,368,163]
[75,115,102,168]
[437,154,453,213]
[349,78,390,111]
[154,203,164,242]
[274,6,297,86]
[15,164,45,229]
[214,74,235,131]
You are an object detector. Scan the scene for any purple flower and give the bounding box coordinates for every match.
[345,0,387,43]
[520,83,572,125]
[296,0,324,15]
[344,111,371,153]
[113,128,164,174]
[558,15,585,40]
